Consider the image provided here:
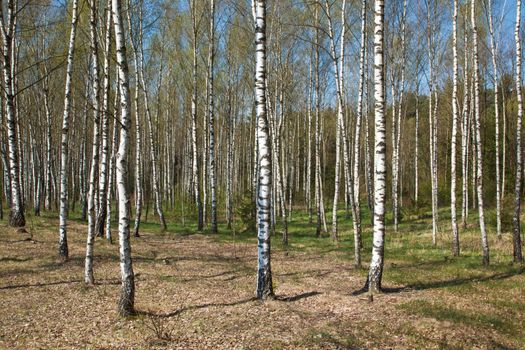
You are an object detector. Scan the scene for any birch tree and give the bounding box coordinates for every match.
[512,0,523,263]
[112,0,135,316]
[106,86,119,243]
[471,0,489,266]
[306,53,313,224]
[86,0,102,272]
[450,0,460,256]
[126,0,144,237]
[427,0,438,245]
[485,0,501,239]
[367,0,385,294]
[135,0,167,232]
[325,0,349,242]
[391,0,407,232]
[208,0,218,234]
[189,0,203,231]
[352,0,367,267]
[314,4,325,237]
[58,0,79,259]
[44,75,53,212]
[96,0,113,237]
[254,0,273,300]
[461,25,470,229]
[1,0,25,228]
[85,0,101,283]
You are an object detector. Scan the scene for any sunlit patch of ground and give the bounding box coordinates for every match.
[0,209,524,349]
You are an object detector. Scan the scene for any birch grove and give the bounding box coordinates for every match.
[0,0,524,318]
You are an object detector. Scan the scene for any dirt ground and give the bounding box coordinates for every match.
[0,217,524,349]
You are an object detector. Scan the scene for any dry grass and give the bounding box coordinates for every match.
[0,213,524,349]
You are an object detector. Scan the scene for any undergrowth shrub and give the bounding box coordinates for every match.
[236,191,256,233]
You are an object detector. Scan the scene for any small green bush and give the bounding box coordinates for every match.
[236,191,256,233]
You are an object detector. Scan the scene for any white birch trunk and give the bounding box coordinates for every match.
[307,54,313,224]
[136,2,167,232]
[487,0,501,239]
[415,88,419,204]
[314,5,323,237]
[326,0,347,242]
[392,0,407,232]
[513,0,524,263]
[112,0,135,316]
[364,58,373,216]
[0,0,24,227]
[461,28,470,229]
[44,78,52,212]
[254,0,273,300]
[85,0,101,283]
[450,0,460,256]
[368,0,385,294]
[471,0,490,266]
[427,1,438,245]
[208,0,218,234]
[352,0,366,267]
[58,0,79,260]
[126,0,143,237]
[96,0,113,237]
[190,0,203,231]
[106,87,119,243]
[502,86,507,200]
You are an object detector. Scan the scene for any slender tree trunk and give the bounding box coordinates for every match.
[414,88,419,205]
[461,27,470,229]
[203,73,209,225]
[471,0,489,266]
[106,87,119,243]
[190,0,203,231]
[365,62,373,216]
[226,67,234,229]
[58,0,79,260]
[451,0,460,256]
[326,0,347,242]
[80,82,89,221]
[1,0,25,228]
[314,5,323,238]
[254,0,273,300]
[307,54,313,224]
[126,0,143,237]
[487,0,501,239]
[367,0,385,294]
[270,83,288,244]
[392,0,407,232]
[208,0,217,234]
[144,76,167,232]
[427,0,438,245]
[44,78,52,212]
[96,0,113,237]
[86,0,101,283]
[353,0,367,267]
[513,0,523,263]
[113,0,135,316]
[136,1,166,231]
[502,85,507,200]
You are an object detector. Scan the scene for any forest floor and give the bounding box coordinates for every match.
[0,207,524,349]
